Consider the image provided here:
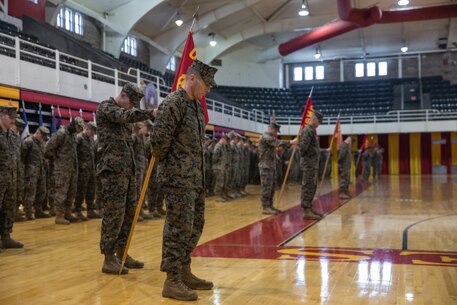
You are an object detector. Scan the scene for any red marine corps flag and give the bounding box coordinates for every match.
[334,119,343,149]
[171,31,209,124]
[300,96,315,129]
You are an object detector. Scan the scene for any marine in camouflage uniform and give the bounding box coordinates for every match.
[132,121,154,221]
[372,146,384,179]
[241,138,251,193]
[45,117,84,225]
[145,126,165,218]
[299,111,324,220]
[338,136,352,199]
[224,134,234,199]
[10,118,26,222]
[96,82,155,275]
[258,122,296,215]
[22,126,51,219]
[228,132,240,198]
[212,134,229,202]
[75,122,99,221]
[362,146,374,181]
[149,60,217,301]
[0,106,23,248]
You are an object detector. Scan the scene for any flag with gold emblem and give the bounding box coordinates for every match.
[299,96,314,129]
[171,31,209,124]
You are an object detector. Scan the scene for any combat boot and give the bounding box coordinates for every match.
[87,210,101,219]
[75,211,88,221]
[181,265,213,290]
[311,208,324,218]
[55,211,70,225]
[162,272,198,301]
[35,210,51,219]
[262,207,277,215]
[1,234,24,249]
[102,254,128,275]
[49,208,56,217]
[339,192,351,199]
[64,209,81,223]
[25,212,35,221]
[157,205,166,216]
[303,208,322,220]
[140,209,154,220]
[151,210,163,218]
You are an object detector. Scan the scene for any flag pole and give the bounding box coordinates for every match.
[120,9,202,274]
[276,86,313,209]
[316,112,340,197]
[354,136,365,178]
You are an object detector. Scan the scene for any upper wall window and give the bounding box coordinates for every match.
[293,67,303,81]
[122,36,138,57]
[166,56,176,72]
[57,7,83,36]
[28,0,39,3]
[355,61,388,78]
[315,66,324,80]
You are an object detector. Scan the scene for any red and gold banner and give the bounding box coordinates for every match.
[299,96,314,129]
[171,31,209,124]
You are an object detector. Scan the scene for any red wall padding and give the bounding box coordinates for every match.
[420,133,432,175]
[21,90,98,112]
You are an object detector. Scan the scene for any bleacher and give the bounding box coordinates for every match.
[422,76,457,113]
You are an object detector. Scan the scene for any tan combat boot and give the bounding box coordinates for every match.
[55,211,70,225]
[303,208,322,220]
[1,234,24,248]
[75,211,88,221]
[102,254,128,275]
[35,210,51,219]
[87,210,101,219]
[64,209,81,223]
[115,249,144,269]
[162,272,198,301]
[181,265,213,290]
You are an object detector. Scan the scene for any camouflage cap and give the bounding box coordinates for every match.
[269,122,281,131]
[0,106,18,118]
[313,111,324,123]
[189,59,218,87]
[122,82,144,107]
[38,126,50,135]
[222,133,230,140]
[15,118,25,127]
[228,131,236,139]
[73,117,84,130]
[87,121,97,132]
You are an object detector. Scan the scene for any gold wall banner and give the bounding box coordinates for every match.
[0,99,19,110]
[0,86,20,100]
[388,134,399,175]
[409,133,422,175]
[205,124,214,131]
[452,132,457,166]
[431,132,442,166]
[331,135,338,177]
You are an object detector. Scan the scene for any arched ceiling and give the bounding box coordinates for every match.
[62,0,457,69]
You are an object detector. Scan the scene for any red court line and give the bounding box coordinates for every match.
[194,181,368,252]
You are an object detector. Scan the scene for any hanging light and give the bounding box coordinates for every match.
[209,32,217,47]
[298,0,309,16]
[175,11,183,27]
[314,46,321,59]
[401,44,408,53]
[398,0,409,6]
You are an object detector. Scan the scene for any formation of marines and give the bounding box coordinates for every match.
[1,58,385,303]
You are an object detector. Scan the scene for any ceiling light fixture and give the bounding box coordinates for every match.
[298,0,309,16]
[397,0,409,6]
[209,32,217,47]
[401,45,408,53]
[175,11,183,27]
[314,46,321,59]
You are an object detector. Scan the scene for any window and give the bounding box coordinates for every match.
[355,63,364,77]
[293,67,303,81]
[57,7,83,35]
[305,66,313,80]
[367,62,376,77]
[122,36,138,57]
[166,56,176,71]
[378,61,387,76]
[315,65,324,80]
[28,0,39,4]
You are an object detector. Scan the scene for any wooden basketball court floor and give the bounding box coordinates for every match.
[1,175,456,304]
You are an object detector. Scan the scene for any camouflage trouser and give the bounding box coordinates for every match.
[213,169,225,195]
[205,169,212,194]
[135,167,145,207]
[23,170,46,214]
[46,162,55,211]
[0,177,15,235]
[362,162,371,181]
[228,166,235,193]
[260,168,275,208]
[54,168,78,213]
[99,170,137,255]
[75,166,96,211]
[236,168,243,191]
[339,167,350,194]
[372,163,381,178]
[147,176,164,211]
[300,165,318,208]
[160,187,205,274]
